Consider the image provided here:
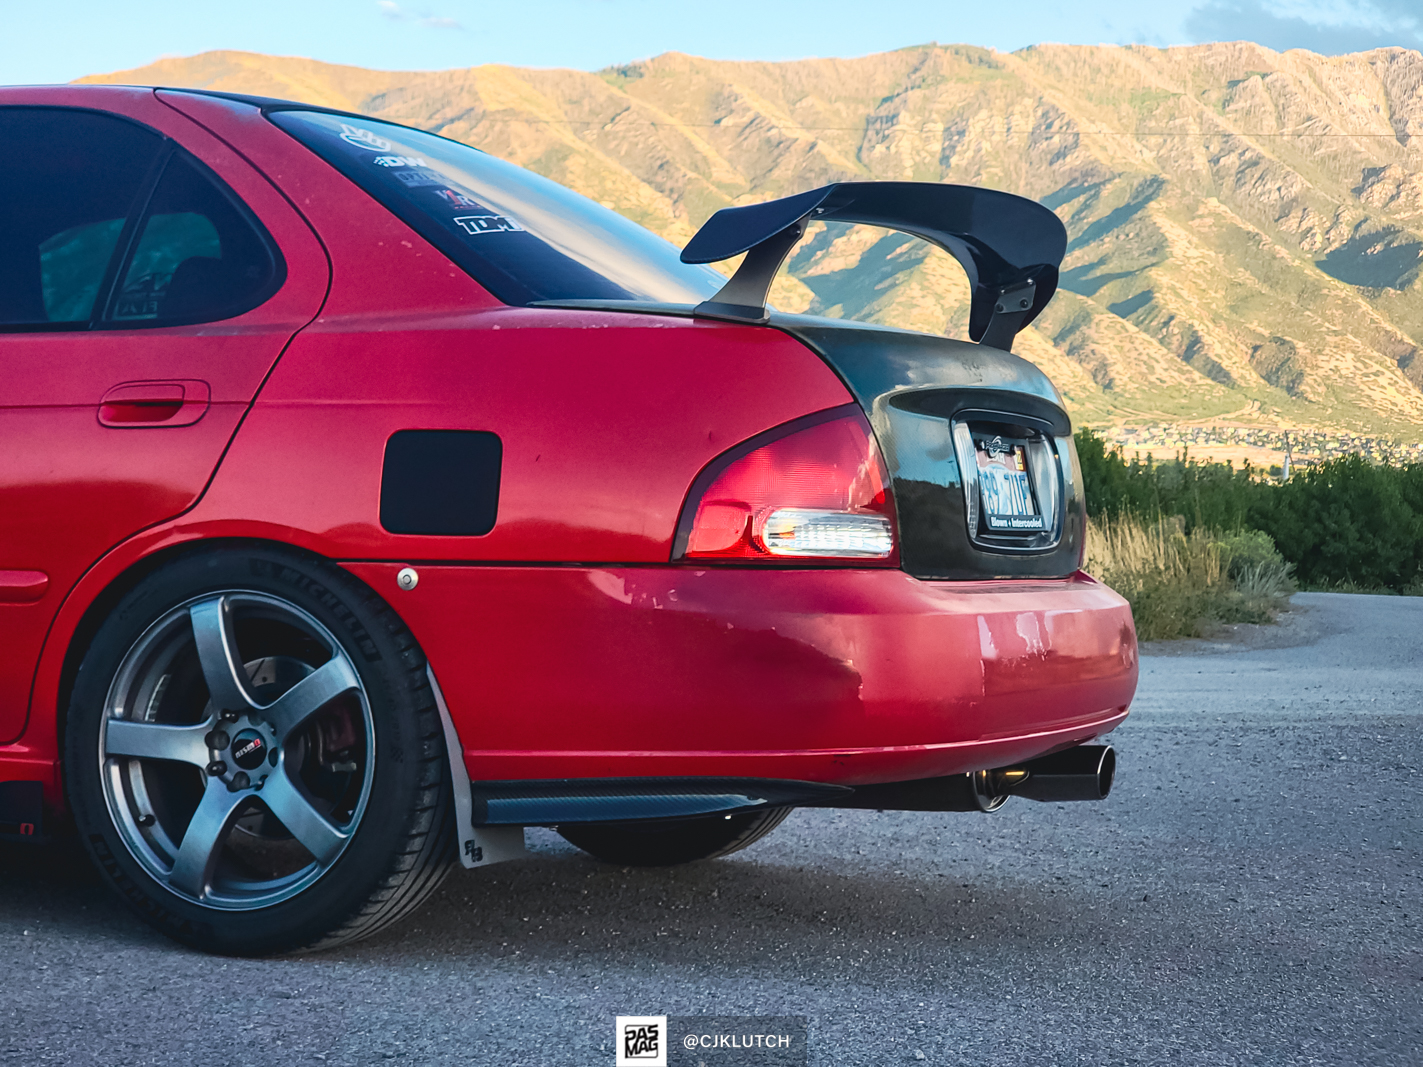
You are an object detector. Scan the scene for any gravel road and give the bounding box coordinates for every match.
[2,591,1419,1066]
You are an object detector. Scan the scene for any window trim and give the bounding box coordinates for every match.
[93,141,175,326]
[0,105,287,334]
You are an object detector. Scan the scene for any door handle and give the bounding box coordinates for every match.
[0,570,48,604]
[98,380,210,427]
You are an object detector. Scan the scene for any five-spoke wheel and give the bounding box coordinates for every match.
[98,592,372,908]
[67,548,453,954]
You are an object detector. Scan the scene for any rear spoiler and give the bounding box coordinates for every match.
[680,181,1067,352]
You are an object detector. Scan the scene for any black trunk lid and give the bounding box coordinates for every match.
[773,315,1084,581]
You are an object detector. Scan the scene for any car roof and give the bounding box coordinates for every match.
[157,87,374,123]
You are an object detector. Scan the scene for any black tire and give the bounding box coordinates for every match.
[556,807,792,867]
[65,545,454,955]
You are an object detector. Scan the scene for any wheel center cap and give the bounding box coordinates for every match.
[230,729,269,771]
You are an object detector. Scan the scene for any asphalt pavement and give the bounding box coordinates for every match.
[1,591,1419,1066]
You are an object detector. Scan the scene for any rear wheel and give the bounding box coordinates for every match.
[557,807,792,867]
[66,546,453,955]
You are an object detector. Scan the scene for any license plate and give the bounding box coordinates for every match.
[975,439,1045,532]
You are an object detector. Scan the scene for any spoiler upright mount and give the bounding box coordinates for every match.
[681,181,1068,352]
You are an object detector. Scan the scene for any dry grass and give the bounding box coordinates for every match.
[1086,515,1295,640]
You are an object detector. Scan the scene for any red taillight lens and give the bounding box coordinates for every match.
[676,405,898,563]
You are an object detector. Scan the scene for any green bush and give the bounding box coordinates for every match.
[1085,515,1292,639]
[1253,455,1423,590]
[1214,528,1283,578]
[1075,428,1423,592]
[1075,429,1257,531]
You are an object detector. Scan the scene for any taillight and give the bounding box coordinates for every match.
[674,405,898,563]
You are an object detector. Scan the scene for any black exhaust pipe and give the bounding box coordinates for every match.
[820,744,1115,813]
[1009,744,1115,803]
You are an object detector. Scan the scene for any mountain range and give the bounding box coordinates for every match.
[81,43,1423,444]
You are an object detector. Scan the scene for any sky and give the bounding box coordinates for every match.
[2,0,1420,85]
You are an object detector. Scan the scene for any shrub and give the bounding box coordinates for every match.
[1214,528,1283,579]
[1214,528,1296,604]
[1075,428,1423,592]
[1075,429,1257,531]
[1253,455,1423,590]
[1084,515,1292,640]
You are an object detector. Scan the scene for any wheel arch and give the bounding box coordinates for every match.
[19,531,415,815]
[54,538,346,754]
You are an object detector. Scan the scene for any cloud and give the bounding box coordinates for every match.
[1186,0,1422,54]
[377,1,464,30]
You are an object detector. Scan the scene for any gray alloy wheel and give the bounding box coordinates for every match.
[68,546,454,955]
[98,591,375,909]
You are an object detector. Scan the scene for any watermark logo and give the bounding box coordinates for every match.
[616,1016,667,1066]
[613,1015,806,1065]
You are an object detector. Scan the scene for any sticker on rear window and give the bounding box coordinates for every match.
[340,124,394,152]
[453,214,524,236]
[373,155,428,168]
[434,188,484,210]
[391,168,445,188]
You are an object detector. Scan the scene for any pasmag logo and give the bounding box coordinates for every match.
[615,1015,667,1066]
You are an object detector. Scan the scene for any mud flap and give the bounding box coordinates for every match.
[426,666,527,869]
[0,781,45,843]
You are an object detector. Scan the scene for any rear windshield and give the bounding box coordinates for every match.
[269,110,724,306]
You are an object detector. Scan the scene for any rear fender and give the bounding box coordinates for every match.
[2,524,340,810]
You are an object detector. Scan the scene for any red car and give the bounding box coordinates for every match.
[0,86,1137,955]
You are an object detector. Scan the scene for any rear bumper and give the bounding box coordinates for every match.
[342,564,1137,786]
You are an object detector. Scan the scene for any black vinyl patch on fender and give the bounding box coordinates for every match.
[381,430,502,535]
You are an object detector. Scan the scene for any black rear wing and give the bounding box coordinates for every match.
[681,182,1067,352]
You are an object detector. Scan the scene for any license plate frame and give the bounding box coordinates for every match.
[973,434,1045,533]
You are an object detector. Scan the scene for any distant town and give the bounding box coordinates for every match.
[1098,424,1423,474]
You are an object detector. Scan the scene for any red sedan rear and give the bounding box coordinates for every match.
[0,86,1136,954]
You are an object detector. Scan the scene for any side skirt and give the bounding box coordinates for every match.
[467,777,851,826]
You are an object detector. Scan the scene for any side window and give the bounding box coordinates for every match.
[0,108,162,327]
[40,219,127,322]
[107,151,280,324]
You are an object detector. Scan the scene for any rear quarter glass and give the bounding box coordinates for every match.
[266,110,725,306]
[104,149,283,325]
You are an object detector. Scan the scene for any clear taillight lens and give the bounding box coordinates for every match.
[676,405,898,563]
[761,508,894,557]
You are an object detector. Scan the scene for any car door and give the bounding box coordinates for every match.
[0,92,328,744]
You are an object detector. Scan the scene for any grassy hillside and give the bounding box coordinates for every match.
[81,43,1423,442]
